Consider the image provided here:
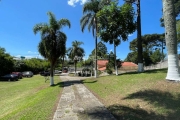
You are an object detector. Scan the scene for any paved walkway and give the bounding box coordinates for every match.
[53,73,116,120]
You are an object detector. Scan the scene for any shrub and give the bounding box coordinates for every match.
[107,69,112,74]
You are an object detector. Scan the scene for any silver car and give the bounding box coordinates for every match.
[22,71,33,77]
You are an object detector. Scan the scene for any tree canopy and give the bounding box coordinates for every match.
[89,41,108,59]
[33,12,70,85]
[0,47,14,76]
[125,34,166,66]
[97,1,136,46]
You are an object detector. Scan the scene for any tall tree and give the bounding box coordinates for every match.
[124,51,138,64]
[127,34,166,66]
[130,34,165,52]
[0,47,14,76]
[33,12,71,86]
[80,0,111,78]
[97,1,136,75]
[89,41,108,59]
[67,40,85,75]
[162,0,180,81]
[160,0,180,27]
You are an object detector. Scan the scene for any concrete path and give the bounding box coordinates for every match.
[53,73,116,120]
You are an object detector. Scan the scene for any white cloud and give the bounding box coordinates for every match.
[110,49,112,52]
[28,51,38,54]
[67,0,88,7]
[15,55,21,57]
[28,51,32,54]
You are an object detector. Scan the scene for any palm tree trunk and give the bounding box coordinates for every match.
[62,56,64,71]
[50,62,54,86]
[137,0,144,72]
[74,60,77,76]
[114,43,118,75]
[163,0,180,81]
[94,19,98,78]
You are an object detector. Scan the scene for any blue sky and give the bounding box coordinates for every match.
[0,0,165,60]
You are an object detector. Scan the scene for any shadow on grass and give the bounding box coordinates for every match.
[144,68,167,74]
[81,80,97,84]
[108,104,164,120]
[117,89,180,120]
[52,79,97,87]
[118,71,139,76]
[119,68,167,76]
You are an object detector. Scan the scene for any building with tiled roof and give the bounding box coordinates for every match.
[120,62,138,70]
[97,60,108,71]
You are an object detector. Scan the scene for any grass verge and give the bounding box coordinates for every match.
[0,75,62,120]
[82,69,180,120]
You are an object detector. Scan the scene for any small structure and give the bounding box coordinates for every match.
[97,60,109,71]
[120,62,138,71]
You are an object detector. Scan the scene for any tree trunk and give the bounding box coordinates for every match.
[163,0,180,81]
[94,18,98,78]
[62,56,64,71]
[137,0,144,72]
[114,43,118,75]
[50,62,54,86]
[74,60,77,76]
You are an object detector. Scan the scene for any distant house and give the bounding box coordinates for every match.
[97,60,108,71]
[120,62,138,71]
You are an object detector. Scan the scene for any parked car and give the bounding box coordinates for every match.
[1,74,19,81]
[62,68,68,73]
[12,72,23,79]
[54,70,62,74]
[22,71,33,77]
[39,71,50,76]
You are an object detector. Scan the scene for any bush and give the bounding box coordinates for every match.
[107,69,112,74]
[98,70,102,76]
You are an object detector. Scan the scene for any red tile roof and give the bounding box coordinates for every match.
[121,62,137,67]
[97,60,108,71]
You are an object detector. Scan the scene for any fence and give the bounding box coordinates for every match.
[144,60,169,70]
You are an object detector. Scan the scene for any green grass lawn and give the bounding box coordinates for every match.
[82,69,180,120]
[0,75,62,120]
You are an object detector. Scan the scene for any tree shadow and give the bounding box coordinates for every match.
[76,106,115,120]
[121,89,180,120]
[107,104,165,120]
[81,79,97,84]
[119,71,139,75]
[52,79,97,87]
[144,68,167,74]
[119,68,167,75]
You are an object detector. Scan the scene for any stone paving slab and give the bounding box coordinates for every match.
[53,74,116,120]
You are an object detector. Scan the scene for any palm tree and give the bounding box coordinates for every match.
[162,0,180,81]
[67,40,85,75]
[33,12,71,86]
[80,0,111,78]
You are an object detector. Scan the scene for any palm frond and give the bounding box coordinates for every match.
[72,40,84,47]
[80,13,92,32]
[98,0,112,9]
[88,16,96,36]
[38,40,47,58]
[83,1,96,14]
[56,32,67,58]
[56,31,67,42]
[33,23,49,35]
[47,12,59,31]
[58,19,71,29]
